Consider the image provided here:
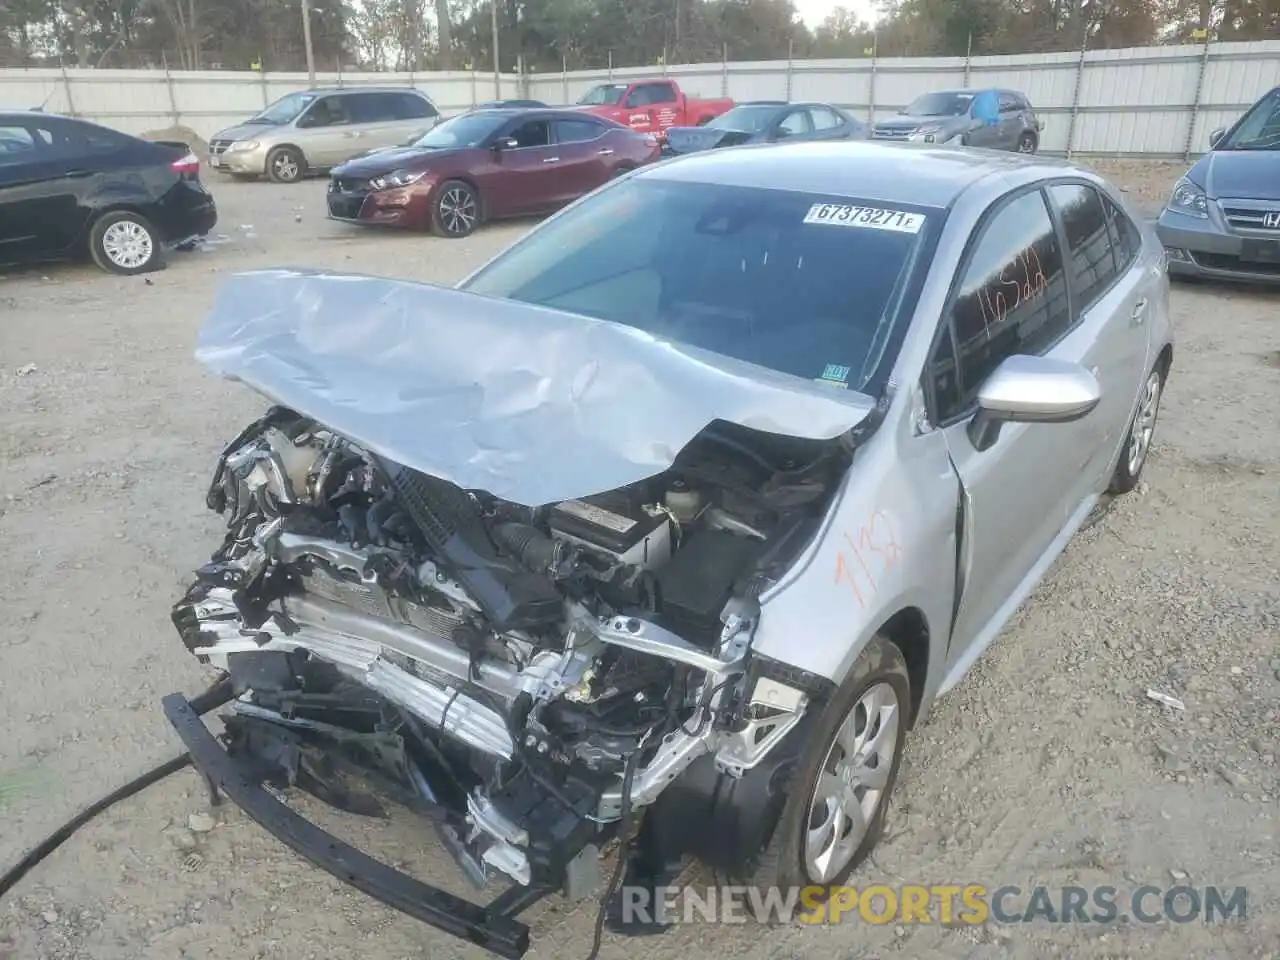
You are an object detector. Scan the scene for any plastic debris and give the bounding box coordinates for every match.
[16,363,37,376]
[1146,689,1185,710]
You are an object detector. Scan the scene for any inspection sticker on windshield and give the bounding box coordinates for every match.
[803,203,924,233]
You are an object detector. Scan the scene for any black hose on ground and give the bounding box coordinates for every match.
[0,674,234,901]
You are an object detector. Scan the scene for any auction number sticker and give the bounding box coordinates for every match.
[803,203,924,234]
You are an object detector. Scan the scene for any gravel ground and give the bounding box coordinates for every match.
[1,163,1277,960]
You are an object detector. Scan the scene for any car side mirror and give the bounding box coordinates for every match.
[491,137,518,151]
[1209,127,1226,149]
[967,355,1100,452]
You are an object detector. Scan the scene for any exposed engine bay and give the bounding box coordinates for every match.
[172,405,849,894]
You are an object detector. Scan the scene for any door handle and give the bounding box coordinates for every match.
[597,148,614,156]
[542,156,559,163]
[1130,298,1148,324]
[62,168,92,178]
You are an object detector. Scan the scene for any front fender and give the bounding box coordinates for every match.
[749,419,958,696]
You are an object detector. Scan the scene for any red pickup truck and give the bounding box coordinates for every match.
[573,79,734,133]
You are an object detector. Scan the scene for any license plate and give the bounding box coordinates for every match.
[209,155,221,167]
[1240,238,1280,263]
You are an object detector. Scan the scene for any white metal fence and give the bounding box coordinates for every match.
[3,38,1278,158]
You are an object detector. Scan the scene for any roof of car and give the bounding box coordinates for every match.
[304,85,432,96]
[640,139,1075,208]
[462,107,608,121]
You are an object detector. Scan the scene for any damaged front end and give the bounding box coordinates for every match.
[164,270,874,954]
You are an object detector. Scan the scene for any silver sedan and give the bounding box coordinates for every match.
[174,138,1174,950]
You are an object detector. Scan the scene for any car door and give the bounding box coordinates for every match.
[1045,181,1155,493]
[769,107,813,142]
[293,95,355,167]
[624,82,679,133]
[550,117,613,200]
[924,187,1082,668]
[964,90,1001,148]
[0,120,92,263]
[0,127,61,263]
[996,92,1023,150]
[487,117,562,215]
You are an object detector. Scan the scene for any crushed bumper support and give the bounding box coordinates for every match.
[162,687,550,959]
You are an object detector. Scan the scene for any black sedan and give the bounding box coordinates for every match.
[0,111,216,275]
[661,100,868,156]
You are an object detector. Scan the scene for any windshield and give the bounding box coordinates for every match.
[1220,89,1280,150]
[705,105,780,133]
[578,84,628,106]
[903,92,972,117]
[251,92,316,125]
[413,112,507,148]
[461,178,935,394]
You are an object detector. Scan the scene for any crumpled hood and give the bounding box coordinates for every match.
[1187,150,1280,201]
[195,269,876,507]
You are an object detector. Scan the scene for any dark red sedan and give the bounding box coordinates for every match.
[326,108,662,238]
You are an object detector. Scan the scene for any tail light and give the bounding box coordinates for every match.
[171,152,200,176]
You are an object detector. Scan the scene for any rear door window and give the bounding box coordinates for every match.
[776,109,812,137]
[554,118,606,144]
[1102,194,1141,270]
[808,107,843,130]
[1047,182,1121,313]
[396,92,438,119]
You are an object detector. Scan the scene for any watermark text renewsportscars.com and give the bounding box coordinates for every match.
[619,884,1248,926]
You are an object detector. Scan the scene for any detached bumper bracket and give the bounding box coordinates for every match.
[162,691,542,959]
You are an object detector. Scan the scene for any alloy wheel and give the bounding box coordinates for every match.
[803,681,900,883]
[439,187,477,235]
[101,220,154,270]
[273,153,300,181]
[1127,369,1162,476]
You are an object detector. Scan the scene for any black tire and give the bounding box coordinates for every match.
[1108,360,1167,495]
[88,210,164,275]
[430,180,480,238]
[266,146,305,184]
[746,635,911,914]
[1017,132,1038,154]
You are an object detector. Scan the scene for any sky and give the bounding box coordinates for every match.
[792,0,883,29]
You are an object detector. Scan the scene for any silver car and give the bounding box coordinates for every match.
[873,88,1043,153]
[1156,84,1280,284]
[164,141,1172,954]
[208,86,441,183]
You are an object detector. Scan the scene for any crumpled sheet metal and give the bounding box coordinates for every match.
[195,268,876,507]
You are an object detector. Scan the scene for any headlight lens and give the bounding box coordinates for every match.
[227,140,259,152]
[1168,178,1208,217]
[370,169,426,190]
